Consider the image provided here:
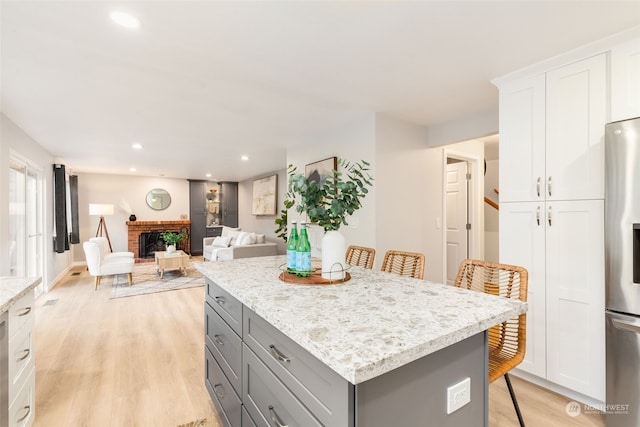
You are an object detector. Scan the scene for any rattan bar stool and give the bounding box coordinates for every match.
[380,250,425,279]
[454,259,528,427]
[345,245,376,269]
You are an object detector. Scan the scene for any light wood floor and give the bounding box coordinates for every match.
[32,266,605,427]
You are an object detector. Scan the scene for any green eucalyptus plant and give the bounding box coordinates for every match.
[274,199,294,242]
[161,230,186,246]
[284,158,373,232]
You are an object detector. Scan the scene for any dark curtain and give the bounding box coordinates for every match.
[69,175,80,244]
[53,164,69,253]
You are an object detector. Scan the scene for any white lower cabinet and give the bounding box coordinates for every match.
[5,291,35,427]
[500,200,605,401]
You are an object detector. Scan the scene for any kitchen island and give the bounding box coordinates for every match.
[197,256,527,427]
[1,276,40,427]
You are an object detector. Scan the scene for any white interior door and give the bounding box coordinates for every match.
[446,160,469,285]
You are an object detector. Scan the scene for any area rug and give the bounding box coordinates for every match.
[177,419,207,427]
[109,261,204,299]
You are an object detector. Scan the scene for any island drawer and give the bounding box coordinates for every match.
[205,346,241,427]
[8,291,33,341]
[243,344,323,427]
[243,309,352,426]
[206,278,242,336]
[205,302,242,397]
[242,407,257,427]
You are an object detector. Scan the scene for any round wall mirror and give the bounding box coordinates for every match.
[146,188,171,210]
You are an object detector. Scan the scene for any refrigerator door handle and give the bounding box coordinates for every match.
[612,318,640,334]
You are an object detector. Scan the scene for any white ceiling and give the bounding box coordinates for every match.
[2,1,639,181]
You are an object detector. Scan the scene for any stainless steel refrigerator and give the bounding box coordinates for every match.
[605,116,640,427]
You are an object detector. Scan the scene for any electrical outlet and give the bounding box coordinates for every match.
[446,377,471,414]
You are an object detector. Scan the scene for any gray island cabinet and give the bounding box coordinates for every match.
[197,256,526,427]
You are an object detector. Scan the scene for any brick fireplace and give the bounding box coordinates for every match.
[127,220,191,263]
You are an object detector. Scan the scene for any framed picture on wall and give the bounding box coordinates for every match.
[305,156,337,186]
[252,174,277,215]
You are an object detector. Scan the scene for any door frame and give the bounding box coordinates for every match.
[441,149,484,285]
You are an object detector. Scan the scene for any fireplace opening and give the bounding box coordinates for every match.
[138,232,166,259]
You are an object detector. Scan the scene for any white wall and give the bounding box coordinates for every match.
[426,107,498,148]
[375,114,442,280]
[74,173,189,262]
[287,114,377,258]
[238,168,288,254]
[0,114,69,289]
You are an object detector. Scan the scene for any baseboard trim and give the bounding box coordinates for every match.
[511,369,605,408]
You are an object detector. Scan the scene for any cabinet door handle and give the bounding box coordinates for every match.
[17,307,32,317]
[213,383,225,399]
[214,296,225,305]
[547,176,552,197]
[548,206,552,226]
[269,344,291,364]
[16,405,31,423]
[17,349,30,362]
[536,177,541,198]
[268,405,289,427]
[536,206,541,226]
[213,334,224,346]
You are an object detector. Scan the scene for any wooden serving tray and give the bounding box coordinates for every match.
[279,271,351,285]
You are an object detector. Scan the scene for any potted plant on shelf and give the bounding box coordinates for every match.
[281,158,373,279]
[161,231,186,254]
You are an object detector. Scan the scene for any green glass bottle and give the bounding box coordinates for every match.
[286,221,298,273]
[296,221,311,277]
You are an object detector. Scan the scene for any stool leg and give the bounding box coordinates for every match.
[504,373,525,427]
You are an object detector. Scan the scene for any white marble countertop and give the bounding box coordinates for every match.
[196,256,527,384]
[0,276,41,313]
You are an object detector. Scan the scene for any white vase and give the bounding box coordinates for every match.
[322,230,346,280]
[166,244,176,254]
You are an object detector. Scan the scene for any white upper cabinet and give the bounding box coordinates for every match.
[499,54,606,203]
[611,37,640,122]
[499,74,546,203]
[546,54,607,201]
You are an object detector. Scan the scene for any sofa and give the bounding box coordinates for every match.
[203,227,278,261]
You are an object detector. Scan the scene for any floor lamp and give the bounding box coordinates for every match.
[89,203,114,252]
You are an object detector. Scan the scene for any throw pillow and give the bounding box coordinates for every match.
[226,230,242,245]
[231,231,248,246]
[221,226,241,238]
[240,233,257,246]
[255,233,266,244]
[212,236,232,248]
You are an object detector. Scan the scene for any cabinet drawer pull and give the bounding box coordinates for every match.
[17,349,30,362]
[16,405,31,423]
[213,383,225,399]
[269,345,291,364]
[214,296,225,305]
[213,334,224,346]
[536,177,541,197]
[547,176,552,197]
[17,307,32,317]
[548,206,552,226]
[536,206,541,226]
[268,405,289,427]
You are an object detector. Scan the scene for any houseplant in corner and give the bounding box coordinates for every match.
[284,158,373,280]
[161,230,186,254]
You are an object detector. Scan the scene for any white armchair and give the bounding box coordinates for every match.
[83,241,134,290]
[89,237,134,260]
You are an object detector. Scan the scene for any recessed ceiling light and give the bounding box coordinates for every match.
[110,11,140,29]
[131,143,143,150]
[129,167,137,172]
[241,155,249,161]
[205,173,212,178]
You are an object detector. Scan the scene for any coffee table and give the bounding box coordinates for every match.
[155,250,189,278]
